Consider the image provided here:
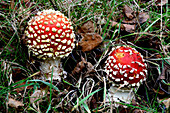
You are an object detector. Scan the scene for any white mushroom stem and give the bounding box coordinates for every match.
[106,85,136,107]
[40,58,67,81]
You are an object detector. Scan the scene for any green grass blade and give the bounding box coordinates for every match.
[28,80,59,91]
[71,88,102,112]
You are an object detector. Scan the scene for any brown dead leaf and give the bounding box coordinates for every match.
[153,88,165,95]
[111,21,125,30]
[162,98,170,109]
[78,21,95,33]
[79,33,102,52]
[159,98,170,109]
[123,5,134,20]
[138,12,149,24]
[122,19,136,24]
[30,90,46,104]
[72,57,94,75]
[123,24,135,33]
[111,21,135,33]
[122,12,149,24]
[7,98,24,108]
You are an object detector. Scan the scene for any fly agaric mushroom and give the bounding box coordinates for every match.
[104,46,147,106]
[25,9,75,81]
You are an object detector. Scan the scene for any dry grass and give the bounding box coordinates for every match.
[0,0,169,112]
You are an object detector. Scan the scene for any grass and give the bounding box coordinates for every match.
[0,0,169,112]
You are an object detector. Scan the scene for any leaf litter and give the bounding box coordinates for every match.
[0,0,169,112]
[78,21,103,52]
[7,98,24,108]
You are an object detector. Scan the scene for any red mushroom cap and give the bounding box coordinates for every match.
[105,46,147,87]
[25,9,75,59]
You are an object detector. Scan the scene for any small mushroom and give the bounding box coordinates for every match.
[104,46,147,107]
[25,9,75,81]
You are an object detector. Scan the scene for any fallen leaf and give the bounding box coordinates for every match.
[111,21,125,30]
[30,89,46,104]
[122,19,136,24]
[122,12,149,24]
[137,12,149,24]
[78,21,95,33]
[123,5,134,20]
[79,33,103,52]
[122,24,135,33]
[7,98,24,108]
[162,98,170,109]
[72,57,94,75]
[111,21,135,33]
[78,20,103,51]
[158,98,170,109]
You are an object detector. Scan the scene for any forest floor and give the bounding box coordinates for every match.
[0,0,169,113]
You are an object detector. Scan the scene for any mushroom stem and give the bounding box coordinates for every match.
[25,9,76,81]
[106,86,135,107]
[40,58,67,81]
